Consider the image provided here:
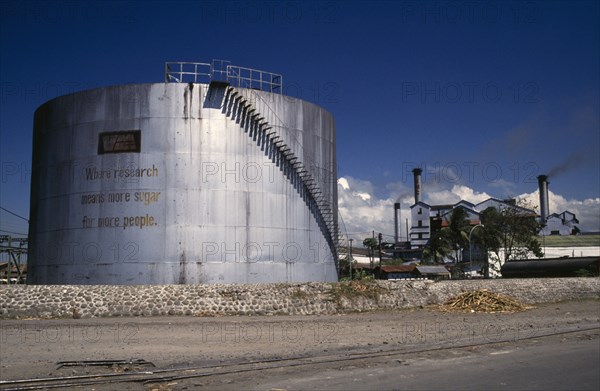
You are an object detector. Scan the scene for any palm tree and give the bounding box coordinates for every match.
[363,237,378,267]
[424,229,453,264]
[444,207,470,263]
[425,208,470,274]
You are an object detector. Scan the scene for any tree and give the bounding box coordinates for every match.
[338,254,354,280]
[423,229,452,264]
[424,208,470,267]
[476,200,543,277]
[363,237,378,267]
[443,207,470,263]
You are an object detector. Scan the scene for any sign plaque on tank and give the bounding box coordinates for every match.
[98,130,141,154]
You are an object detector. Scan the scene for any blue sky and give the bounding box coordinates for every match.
[1,0,599,237]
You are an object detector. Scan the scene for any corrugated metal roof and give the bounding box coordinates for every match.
[381,265,416,273]
[416,265,450,275]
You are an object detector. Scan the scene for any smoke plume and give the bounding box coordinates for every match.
[548,152,589,178]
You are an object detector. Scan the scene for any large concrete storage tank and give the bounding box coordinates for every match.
[28,61,338,284]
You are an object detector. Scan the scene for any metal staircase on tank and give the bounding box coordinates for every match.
[165,60,339,272]
[221,83,339,270]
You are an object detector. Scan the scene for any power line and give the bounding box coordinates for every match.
[347,231,395,238]
[0,229,28,236]
[0,207,29,222]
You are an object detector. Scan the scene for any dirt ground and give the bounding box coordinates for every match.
[0,299,598,390]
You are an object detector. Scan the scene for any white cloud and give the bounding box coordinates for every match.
[337,177,402,243]
[338,177,350,190]
[426,185,492,206]
[356,192,371,201]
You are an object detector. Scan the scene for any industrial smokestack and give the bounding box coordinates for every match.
[394,202,400,243]
[413,168,422,204]
[537,175,549,223]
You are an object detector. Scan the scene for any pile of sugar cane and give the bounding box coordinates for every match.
[439,289,534,313]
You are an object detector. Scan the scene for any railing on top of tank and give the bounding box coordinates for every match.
[165,60,282,94]
[226,65,282,94]
[165,62,212,83]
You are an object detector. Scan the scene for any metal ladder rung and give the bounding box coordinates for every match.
[318,204,331,211]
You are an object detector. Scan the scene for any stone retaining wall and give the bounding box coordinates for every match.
[1,278,598,319]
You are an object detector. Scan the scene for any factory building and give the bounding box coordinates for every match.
[536,175,580,236]
[28,60,338,284]
[539,211,580,236]
[408,170,580,249]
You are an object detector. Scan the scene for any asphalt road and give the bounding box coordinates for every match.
[0,299,598,390]
[251,331,600,391]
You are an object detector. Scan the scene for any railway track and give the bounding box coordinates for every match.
[1,325,598,390]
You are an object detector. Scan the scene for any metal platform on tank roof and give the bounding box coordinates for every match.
[165,59,282,94]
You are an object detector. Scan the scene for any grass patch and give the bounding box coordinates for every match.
[328,280,387,308]
[540,235,600,247]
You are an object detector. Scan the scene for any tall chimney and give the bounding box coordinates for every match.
[537,175,549,222]
[413,168,422,204]
[394,202,400,243]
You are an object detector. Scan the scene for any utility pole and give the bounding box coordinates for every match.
[469,223,484,280]
[349,238,353,280]
[371,230,375,269]
[378,232,383,272]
